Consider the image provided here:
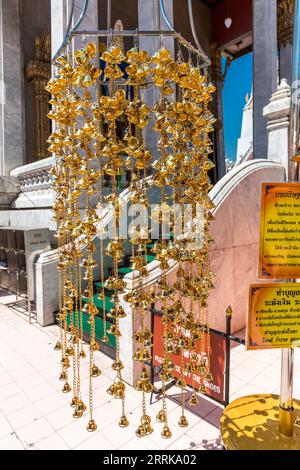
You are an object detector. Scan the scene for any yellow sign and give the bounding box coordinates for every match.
[259,182,300,279]
[247,283,300,350]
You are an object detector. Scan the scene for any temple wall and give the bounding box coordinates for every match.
[21,0,51,164]
[0,0,24,175]
[208,159,285,333]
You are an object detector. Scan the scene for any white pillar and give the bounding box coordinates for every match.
[0,0,24,175]
[253,0,278,159]
[263,78,291,176]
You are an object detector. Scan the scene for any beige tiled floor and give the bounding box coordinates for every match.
[0,299,300,451]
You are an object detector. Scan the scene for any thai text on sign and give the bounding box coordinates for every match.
[259,182,300,279]
[247,284,300,350]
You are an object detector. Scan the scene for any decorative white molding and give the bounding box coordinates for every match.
[10,157,55,208]
[263,78,291,174]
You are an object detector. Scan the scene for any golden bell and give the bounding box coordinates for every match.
[143,381,154,393]
[70,396,78,408]
[165,343,174,353]
[106,383,116,396]
[62,382,71,393]
[107,324,121,336]
[114,390,125,400]
[140,367,149,381]
[91,364,101,377]
[119,414,129,428]
[156,409,167,422]
[141,349,151,362]
[59,371,67,381]
[178,415,189,427]
[112,360,124,371]
[161,424,172,439]
[134,380,144,392]
[90,341,100,352]
[205,372,213,381]
[82,303,90,314]
[79,348,86,359]
[83,289,90,298]
[66,345,75,357]
[196,365,206,376]
[189,393,199,406]
[97,292,105,301]
[135,424,147,438]
[161,372,173,382]
[139,415,149,425]
[76,400,87,413]
[184,362,195,373]
[114,387,125,400]
[144,422,154,435]
[73,408,83,419]
[141,300,149,310]
[69,334,79,345]
[110,305,126,319]
[172,345,181,355]
[199,383,207,394]
[54,340,62,351]
[133,349,141,361]
[60,357,70,368]
[176,378,187,389]
[87,419,97,432]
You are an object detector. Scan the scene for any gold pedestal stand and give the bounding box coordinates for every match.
[220,394,300,450]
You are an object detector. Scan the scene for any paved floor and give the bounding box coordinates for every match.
[0,295,300,450]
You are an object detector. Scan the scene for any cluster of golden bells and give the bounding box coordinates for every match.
[48,39,215,438]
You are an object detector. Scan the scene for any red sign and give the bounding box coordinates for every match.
[153,312,226,402]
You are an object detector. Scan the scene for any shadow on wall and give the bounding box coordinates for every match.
[208,159,285,333]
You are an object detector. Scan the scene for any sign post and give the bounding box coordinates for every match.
[280,349,295,437]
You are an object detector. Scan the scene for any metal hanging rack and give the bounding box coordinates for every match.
[52,0,211,67]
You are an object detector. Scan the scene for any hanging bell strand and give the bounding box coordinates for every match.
[71,255,78,410]
[95,87,109,343]
[75,255,87,416]
[72,253,82,417]
[69,141,80,411]
[62,244,71,393]
[178,353,188,428]
[159,195,172,439]
[112,167,128,423]
[78,260,86,358]
[86,196,98,432]
[55,234,63,355]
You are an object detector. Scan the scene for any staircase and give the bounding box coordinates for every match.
[66,242,156,359]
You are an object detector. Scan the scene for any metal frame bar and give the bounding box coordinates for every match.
[69,29,210,65]
[52,0,211,66]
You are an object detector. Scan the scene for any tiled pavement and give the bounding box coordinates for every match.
[0,296,300,450]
